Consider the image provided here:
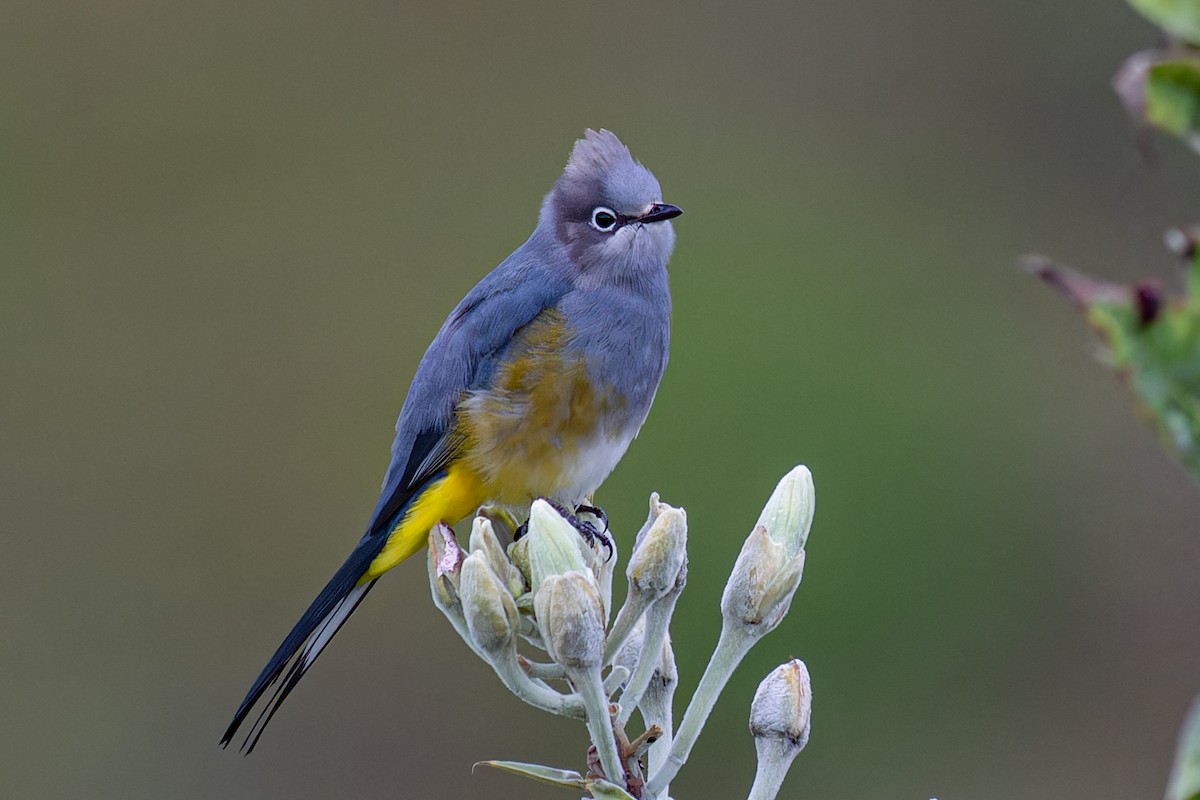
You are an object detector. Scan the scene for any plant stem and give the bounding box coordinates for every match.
[519,657,567,681]
[639,639,676,780]
[604,594,651,665]
[617,594,676,725]
[492,655,585,720]
[745,744,797,800]
[604,666,631,697]
[574,666,626,786]
[644,624,753,797]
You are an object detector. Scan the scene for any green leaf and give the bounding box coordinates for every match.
[1146,60,1200,148]
[1024,255,1200,484]
[1167,695,1200,800]
[473,760,587,789]
[587,778,639,799]
[1128,0,1200,43]
[474,761,639,799]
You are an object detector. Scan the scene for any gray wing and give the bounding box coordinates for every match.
[364,249,571,535]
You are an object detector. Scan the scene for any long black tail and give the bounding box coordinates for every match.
[220,530,391,753]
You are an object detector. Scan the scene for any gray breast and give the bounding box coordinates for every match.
[561,280,671,439]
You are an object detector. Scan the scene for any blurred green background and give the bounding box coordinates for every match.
[4,1,1200,797]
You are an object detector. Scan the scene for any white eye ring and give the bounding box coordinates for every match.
[590,206,619,232]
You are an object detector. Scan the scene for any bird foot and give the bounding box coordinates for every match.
[567,503,613,562]
[512,501,613,561]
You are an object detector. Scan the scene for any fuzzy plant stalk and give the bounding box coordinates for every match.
[644,466,814,798]
[429,466,817,800]
[639,635,678,777]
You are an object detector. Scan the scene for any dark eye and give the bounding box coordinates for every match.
[590,206,618,232]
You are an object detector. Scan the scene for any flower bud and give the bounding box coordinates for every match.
[507,534,531,592]
[746,659,812,800]
[469,516,525,599]
[427,522,465,617]
[754,465,814,557]
[534,572,606,672]
[749,659,812,754]
[633,491,667,544]
[721,526,805,634]
[459,553,519,660]
[721,467,814,637]
[627,506,687,602]
[526,500,592,593]
[475,504,519,543]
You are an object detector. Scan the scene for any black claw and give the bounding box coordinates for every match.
[574,504,613,561]
[574,504,609,533]
[513,519,529,541]
[597,531,614,562]
[538,500,614,560]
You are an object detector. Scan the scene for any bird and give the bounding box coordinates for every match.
[221,129,682,752]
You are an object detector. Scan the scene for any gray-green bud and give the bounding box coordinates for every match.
[747,659,812,800]
[534,571,606,672]
[460,553,519,660]
[525,500,592,593]
[721,466,814,636]
[721,527,805,633]
[755,465,815,557]
[469,516,525,599]
[627,506,687,602]
[428,522,465,618]
[749,658,812,753]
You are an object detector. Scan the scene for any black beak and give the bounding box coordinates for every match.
[638,202,683,224]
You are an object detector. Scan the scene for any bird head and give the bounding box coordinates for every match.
[541,129,681,280]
